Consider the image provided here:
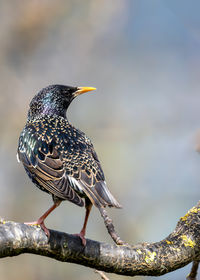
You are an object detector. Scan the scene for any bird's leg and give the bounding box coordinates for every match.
[74,199,92,246]
[24,200,61,238]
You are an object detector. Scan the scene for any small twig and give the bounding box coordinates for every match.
[98,207,127,245]
[187,261,199,280]
[95,270,110,280]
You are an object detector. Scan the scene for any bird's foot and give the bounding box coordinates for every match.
[24,220,50,238]
[73,231,86,246]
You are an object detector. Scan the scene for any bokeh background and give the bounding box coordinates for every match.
[0,0,200,279]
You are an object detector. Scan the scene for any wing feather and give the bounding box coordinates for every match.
[18,127,84,207]
[18,122,121,209]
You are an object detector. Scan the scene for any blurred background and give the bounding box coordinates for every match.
[0,0,200,279]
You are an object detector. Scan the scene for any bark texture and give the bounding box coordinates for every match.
[0,202,199,277]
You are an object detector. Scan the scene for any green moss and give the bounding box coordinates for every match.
[181,235,196,248]
[181,206,200,221]
[145,251,156,263]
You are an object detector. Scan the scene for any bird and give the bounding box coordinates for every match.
[17,84,121,245]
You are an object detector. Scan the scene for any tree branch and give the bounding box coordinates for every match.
[0,202,200,278]
[187,261,199,280]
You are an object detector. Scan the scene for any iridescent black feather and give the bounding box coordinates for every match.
[18,85,121,210]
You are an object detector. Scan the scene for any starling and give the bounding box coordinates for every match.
[17,84,121,245]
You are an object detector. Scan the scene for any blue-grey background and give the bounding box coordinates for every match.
[0,1,199,279]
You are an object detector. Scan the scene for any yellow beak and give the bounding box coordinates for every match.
[74,86,96,97]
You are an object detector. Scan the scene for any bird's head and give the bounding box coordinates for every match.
[27,84,96,120]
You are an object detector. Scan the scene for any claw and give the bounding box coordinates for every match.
[24,220,50,238]
[73,232,86,246]
[24,201,61,239]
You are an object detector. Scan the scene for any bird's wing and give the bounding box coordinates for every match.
[17,126,84,207]
[63,135,122,209]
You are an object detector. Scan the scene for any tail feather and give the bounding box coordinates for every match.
[94,181,122,208]
[78,173,122,208]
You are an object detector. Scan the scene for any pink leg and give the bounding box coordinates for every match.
[74,202,92,246]
[25,200,61,237]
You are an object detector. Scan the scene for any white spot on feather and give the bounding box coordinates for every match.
[68,176,84,194]
[16,153,20,163]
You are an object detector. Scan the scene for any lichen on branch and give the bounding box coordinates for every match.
[0,202,199,278]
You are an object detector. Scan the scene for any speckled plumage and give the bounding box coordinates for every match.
[17,84,121,242]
